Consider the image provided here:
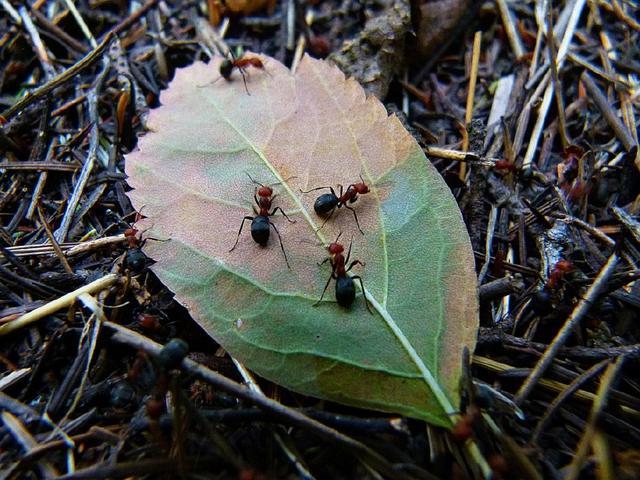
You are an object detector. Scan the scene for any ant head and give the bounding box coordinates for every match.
[355,175,370,193]
[355,183,370,194]
[554,259,574,272]
[327,232,344,254]
[257,185,273,197]
[219,59,233,78]
[328,243,344,255]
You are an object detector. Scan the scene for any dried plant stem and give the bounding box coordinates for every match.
[580,72,636,152]
[514,252,620,405]
[564,356,626,480]
[522,0,587,169]
[18,6,57,79]
[1,32,114,121]
[0,0,20,23]
[0,274,118,336]
[530,359,610,444]
[474,355,640,418]
[231,359,316,480]
[496,0,524,58]
[111,0,159,36]
[105,321,408,480]
[54,58,110,242]
[546,7,569,148]
[37,206,73,274]
[61,0,96,47]
[459,31,482,180]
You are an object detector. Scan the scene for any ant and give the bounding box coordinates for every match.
[531,258,574,315]
[494,159,517,173]
[546,259,574,290]
[229,174,295,268]
[217,52,267,95]
[300,176,371,234]
[315,233,372,313]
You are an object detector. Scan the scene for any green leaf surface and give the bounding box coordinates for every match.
[125,55,478,426]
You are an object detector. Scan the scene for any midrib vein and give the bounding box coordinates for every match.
[308,63,457,421]
[308,66,390,306]
[206,98,326,244]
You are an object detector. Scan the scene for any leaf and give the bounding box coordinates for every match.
[125,55,478,426]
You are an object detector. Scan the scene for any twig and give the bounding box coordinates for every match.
[530,359,610,444]
[478,205,498,283]
[1,411,59,478]
[473,355,640,418]
[105,321,409,480]
[495,0,524,58]
[546,5,569,148]
[479,276,524,302]
[111,0,160,36]
[0,0,21,24]
[30,7,89,54]
[521,0,587,169]
[232,358,316,480]
[513,252,621,405]
[564,356,626,480]
[580,72,636,152]
[54,57,111,242]
[18,6,57,79]
[37,205,73,275]
[0,161,80,172]
[0,32,114,121]
[61,0,97,48]
[459,31,482,180]
[610,0,640,31]
[0,274,118,336]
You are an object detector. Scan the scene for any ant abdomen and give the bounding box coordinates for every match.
[314,193,338,215]
[335,276,356,307]
[219,59,234,80]
[250,216,271,245]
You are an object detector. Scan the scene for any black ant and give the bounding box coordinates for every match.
[217,52,268,95]
[229,174,295,267]
[300,176,371,234]
[315,233,372,313]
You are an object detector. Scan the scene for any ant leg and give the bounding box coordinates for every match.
[197,76,223,88]
[345,237,353,264]
[346,260,365,272]
[313,273,335,306]
[344,205,364,235]
[317,257,329,267]
[238,67,250,95]
[229,216,254,252]
[352,275,373,314]
[269,206,296,223]
[300,186,337,196]
[269,221,291,269]
[315,208,336,232]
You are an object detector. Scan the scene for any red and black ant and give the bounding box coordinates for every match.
[229,174,295,268]
[546,259,574,290]
[315,233,372,313]
[494,159,517,173]
[217,52,268,95]
[531,258,574,315]
[300,176,371,234]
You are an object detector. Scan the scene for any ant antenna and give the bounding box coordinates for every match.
[245,173,298,188]
[334,232,343,244]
